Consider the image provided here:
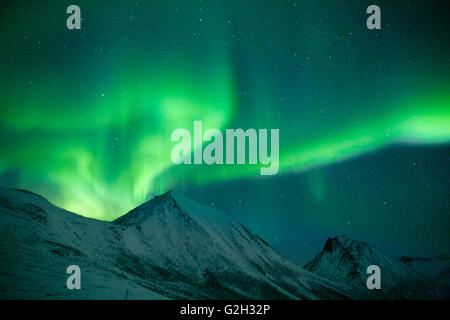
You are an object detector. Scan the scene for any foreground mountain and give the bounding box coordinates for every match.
[0,188,344,299]
[304,235,449,299]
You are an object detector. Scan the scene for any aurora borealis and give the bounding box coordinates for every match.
[0,1,449,263]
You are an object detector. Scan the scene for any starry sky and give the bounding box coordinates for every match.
[0,0,449,264]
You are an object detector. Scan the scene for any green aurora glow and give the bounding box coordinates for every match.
[0,1,449,220]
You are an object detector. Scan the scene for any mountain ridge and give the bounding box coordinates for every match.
[0,187,448,299]
[0,187,344,299]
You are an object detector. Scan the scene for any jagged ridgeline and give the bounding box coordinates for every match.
[0,188,448,299]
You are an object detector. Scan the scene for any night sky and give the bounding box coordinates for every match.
[0,0,449,264]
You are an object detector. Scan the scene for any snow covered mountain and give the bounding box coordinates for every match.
[0,187,344,300]
[304,235,448,299]
[1,187,447,299]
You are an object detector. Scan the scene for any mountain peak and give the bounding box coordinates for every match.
[113,189,180,225]
[150,189,188,207]
[154,189,176,200]
[148,189,178,208]
[305,234,390,281]
[323,234,355,253]
[113,189,233,227]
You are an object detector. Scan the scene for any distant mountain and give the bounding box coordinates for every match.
[398,255,450,298]
[0,188,344,299]
[398,254,450,278]
[304,235,448,299]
